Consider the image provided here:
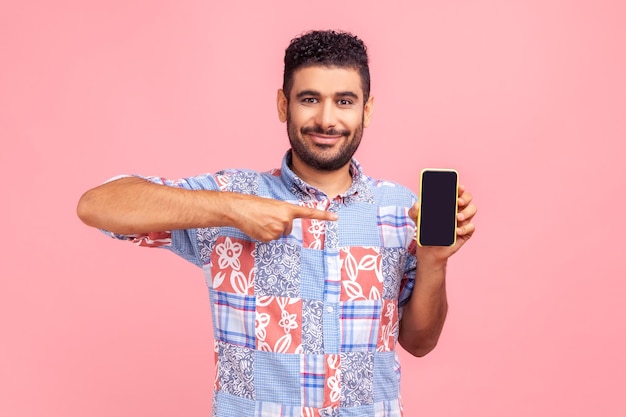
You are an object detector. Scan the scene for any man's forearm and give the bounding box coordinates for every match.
[76,176,234,234]
[398,260,449,357]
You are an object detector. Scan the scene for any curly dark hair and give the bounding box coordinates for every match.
[283,30,370,103]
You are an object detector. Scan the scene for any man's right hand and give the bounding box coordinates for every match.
[227,194,338,242]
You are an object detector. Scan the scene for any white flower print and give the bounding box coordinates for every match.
[306,219,326,249]
[215,237,243,270]
[278,309,298,333]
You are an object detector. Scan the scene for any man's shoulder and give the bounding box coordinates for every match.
[361,174,416,200]
[213,166,280,177]
[209,167,282,193]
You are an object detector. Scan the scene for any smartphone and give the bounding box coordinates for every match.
[417,169,459,247]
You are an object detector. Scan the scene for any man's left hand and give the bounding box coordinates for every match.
[408,184,477,264]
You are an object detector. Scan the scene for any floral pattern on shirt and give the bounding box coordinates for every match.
[198,227,220,264]
[380,247,407,300]
[216,170,259,194]
[301,299,324,354]
[211,236,256,294]
[256,296,302,353]
[255,241,301,297]
[340,351,374,407]
[340,247,383,301]
[301,200,330,249]
[377,300,399,352]
[216,341,255,400]
[324,354,341,409]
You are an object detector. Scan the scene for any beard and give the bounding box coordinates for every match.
[287,111,364,172]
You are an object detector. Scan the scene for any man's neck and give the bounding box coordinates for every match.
[289,154,353,198]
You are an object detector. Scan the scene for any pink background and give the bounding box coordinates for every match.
[2,0,625,416]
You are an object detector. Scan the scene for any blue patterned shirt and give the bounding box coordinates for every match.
[107,151,418,417]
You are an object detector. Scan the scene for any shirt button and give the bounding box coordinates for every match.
[327,306,334,313]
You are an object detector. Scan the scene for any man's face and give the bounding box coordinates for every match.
[278,66,374,172]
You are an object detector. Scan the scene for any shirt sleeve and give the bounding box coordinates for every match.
[100,173,222,268]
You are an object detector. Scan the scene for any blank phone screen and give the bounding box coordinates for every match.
[418,170,458,246]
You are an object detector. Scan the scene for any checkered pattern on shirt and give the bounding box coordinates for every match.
[104,152,417,417]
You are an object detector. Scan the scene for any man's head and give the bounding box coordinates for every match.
[278,30,374,174]
[282,30,370,104]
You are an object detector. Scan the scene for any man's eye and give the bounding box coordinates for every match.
[338,99,353,106]
[302,97,318,104]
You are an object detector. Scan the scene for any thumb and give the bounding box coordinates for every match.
[408,203,419,222]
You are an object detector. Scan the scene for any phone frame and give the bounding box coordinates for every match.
[417,168,459,247]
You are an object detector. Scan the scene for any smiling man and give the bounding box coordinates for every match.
[77,30,476,417]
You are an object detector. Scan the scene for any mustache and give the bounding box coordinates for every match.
[301,126,351,137]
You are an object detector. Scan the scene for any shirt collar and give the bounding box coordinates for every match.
[279,150,374,203]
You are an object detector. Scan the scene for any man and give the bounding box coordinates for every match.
[77,30,476,417]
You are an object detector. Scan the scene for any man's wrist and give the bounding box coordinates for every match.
[417,253,448,271]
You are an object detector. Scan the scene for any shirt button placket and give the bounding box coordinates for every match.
[323,199,341,353]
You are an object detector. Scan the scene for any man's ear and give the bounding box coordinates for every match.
[277,89,288,123]
[363,95,374,128]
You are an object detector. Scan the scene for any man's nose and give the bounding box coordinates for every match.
[316,100,337,131]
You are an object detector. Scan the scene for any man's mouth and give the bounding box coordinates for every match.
[308,133,343,146]
[301,127,350,146]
